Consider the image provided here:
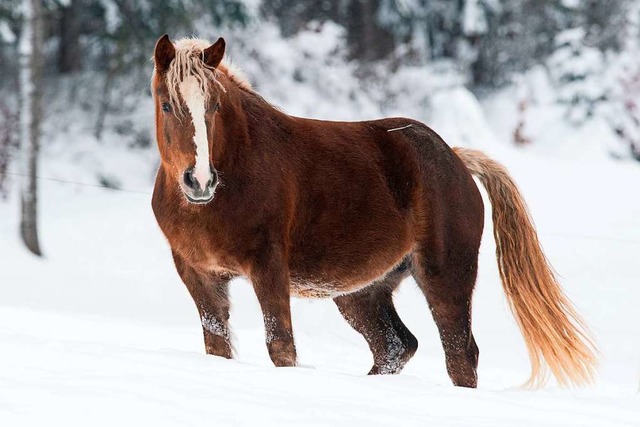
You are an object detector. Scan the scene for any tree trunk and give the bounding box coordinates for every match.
[94,51,118,141]
[346,0,394,62]
[18,0,43,256]
[57,0,82,73]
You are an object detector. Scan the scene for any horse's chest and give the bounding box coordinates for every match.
[157,215,238,274]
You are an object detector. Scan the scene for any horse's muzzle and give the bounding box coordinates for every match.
[181,166,218,204]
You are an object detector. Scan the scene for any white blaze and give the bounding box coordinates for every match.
[178,76,212,190]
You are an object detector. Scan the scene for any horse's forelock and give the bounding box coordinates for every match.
[163,38,226,117]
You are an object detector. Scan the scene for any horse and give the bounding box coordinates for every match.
[150,34,597,388]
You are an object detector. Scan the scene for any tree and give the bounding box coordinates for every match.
[18,0,43,256]
[0,103,18,199]
[56,0,83,73]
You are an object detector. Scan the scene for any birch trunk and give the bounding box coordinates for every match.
[18,0,43,256]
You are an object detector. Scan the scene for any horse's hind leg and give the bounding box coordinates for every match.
[411,248,480,388]
[334,263,418,375]
[172,252,234,359]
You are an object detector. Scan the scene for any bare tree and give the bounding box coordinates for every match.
[18,0,43,256]
[0,103,18,199]
[56,0,82,74]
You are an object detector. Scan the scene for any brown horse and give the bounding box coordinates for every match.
[150,35,597,388]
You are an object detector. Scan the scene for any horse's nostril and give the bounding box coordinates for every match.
[183,168,198,190]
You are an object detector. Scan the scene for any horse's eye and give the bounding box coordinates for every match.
[161,102,171,113]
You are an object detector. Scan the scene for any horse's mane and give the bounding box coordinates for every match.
[161,37,253,115]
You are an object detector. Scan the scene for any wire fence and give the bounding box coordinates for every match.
[3,171,150,195]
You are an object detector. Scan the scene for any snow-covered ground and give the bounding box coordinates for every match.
[1,141,639,425]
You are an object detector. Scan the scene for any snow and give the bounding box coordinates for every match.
[1,15,640,427]
[561,0,581,8]
[462,0,488,36]
[2,306,638,427]
[202,311,229,339]
[0,21,16,43]
[100,0,121,33]
[480,25,640,161]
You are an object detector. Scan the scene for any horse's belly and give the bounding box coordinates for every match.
[288,252,408,298]
[289,179,417,296]
[289,275,371,298]
[289,231,414,298]
[289,277,339,298]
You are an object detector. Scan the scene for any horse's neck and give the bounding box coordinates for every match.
[232,86,292,142]
[216,82,294,171]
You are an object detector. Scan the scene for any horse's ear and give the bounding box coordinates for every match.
[154,34,175,73]
[203,37,225,69]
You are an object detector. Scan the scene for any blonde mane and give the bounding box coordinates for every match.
[159,37,253,116]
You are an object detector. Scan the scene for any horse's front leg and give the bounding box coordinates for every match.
[250,250,296,367]
[172,252,234,359]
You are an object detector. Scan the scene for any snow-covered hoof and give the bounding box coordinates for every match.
[368,332,418,375]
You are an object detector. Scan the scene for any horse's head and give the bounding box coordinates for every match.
[152,35,227,204]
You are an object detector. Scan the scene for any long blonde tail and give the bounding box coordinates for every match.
[454,147,597,388]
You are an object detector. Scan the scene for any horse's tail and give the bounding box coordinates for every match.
[453,147,597,388]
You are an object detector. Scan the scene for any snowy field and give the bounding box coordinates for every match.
[1,141,639,426]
